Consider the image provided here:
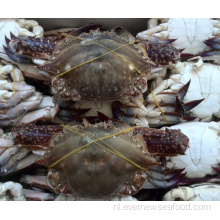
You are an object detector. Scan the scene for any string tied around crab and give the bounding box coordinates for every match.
[49,124,147,170]
[53,34,146,79]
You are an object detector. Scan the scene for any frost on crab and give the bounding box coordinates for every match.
[137,18,220,64]
[0,60,58,127]
[147,57,220,122]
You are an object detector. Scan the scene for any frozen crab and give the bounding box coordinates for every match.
[3,24,181,123]
[0,60,58,127]
[141,121,220,190]
[137,18,220,63]
[112,79,203,127]
[162,121,220,182]
[147,57,220,122]
[0,116,189,200]
[0,19,49,81]
[163,183,220,201]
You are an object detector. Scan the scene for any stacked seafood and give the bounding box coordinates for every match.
[0,18,219,201]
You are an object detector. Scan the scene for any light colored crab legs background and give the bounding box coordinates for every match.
[113,80,203,127]
[142,121,220,190]
[0,128,40,174]
[22,187,138,201]
[0,19,49,81]
[137,18,220,63]
[0,59,59,126]
[163,183,220,201]
[163,121,220,180]
[147,58,220,122]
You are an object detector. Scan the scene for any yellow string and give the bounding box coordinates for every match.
[150,89,170,124]
[49,125,146,170]
[53,34,146,78]
[23,57,31,74]
[6,136,17,171]
[12,68,21,124]
[64,125,144,168]
[129,96,144,125]
[147,29,150,42]
[65,125,146,170]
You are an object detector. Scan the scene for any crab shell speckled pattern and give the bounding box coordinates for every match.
[35,121,158,199]
[44,29,156,101]
[11,27,158,101]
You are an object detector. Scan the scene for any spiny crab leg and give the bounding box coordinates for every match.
[12,123,63,149]
[204,37,220,50]
[134,127,189,157]
[113,81,203,126]
[144,165,187,189]
[4,35,30,64]
[147,80,192,104]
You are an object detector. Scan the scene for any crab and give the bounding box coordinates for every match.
[0,60,59,127]
[162,121,220,182]
[137,18,220,63]
[140,121,220,191]
[0,115,189,200]
[0,19,49,81]
[2,24,183,124]
[146,57,220,122]
[163,183,220,201]
[112,79,203,127]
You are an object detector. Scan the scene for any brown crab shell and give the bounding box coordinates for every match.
[40,27,156,101]
[36,121,158,199]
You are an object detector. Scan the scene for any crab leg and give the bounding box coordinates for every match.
[1,148,30,173]
[144,165,187,189]
[20,175,53,192]
[136,23,169,39]
[134,127,189,156]
[12,124,63,148]
[23,189,55,201]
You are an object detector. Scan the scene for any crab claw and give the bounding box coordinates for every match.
[4,36,30,64]
[12,123,63,149]
[134,127,189,157]
[145,42,180,65]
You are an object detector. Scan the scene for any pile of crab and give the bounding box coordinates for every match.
[0,18,219,201]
